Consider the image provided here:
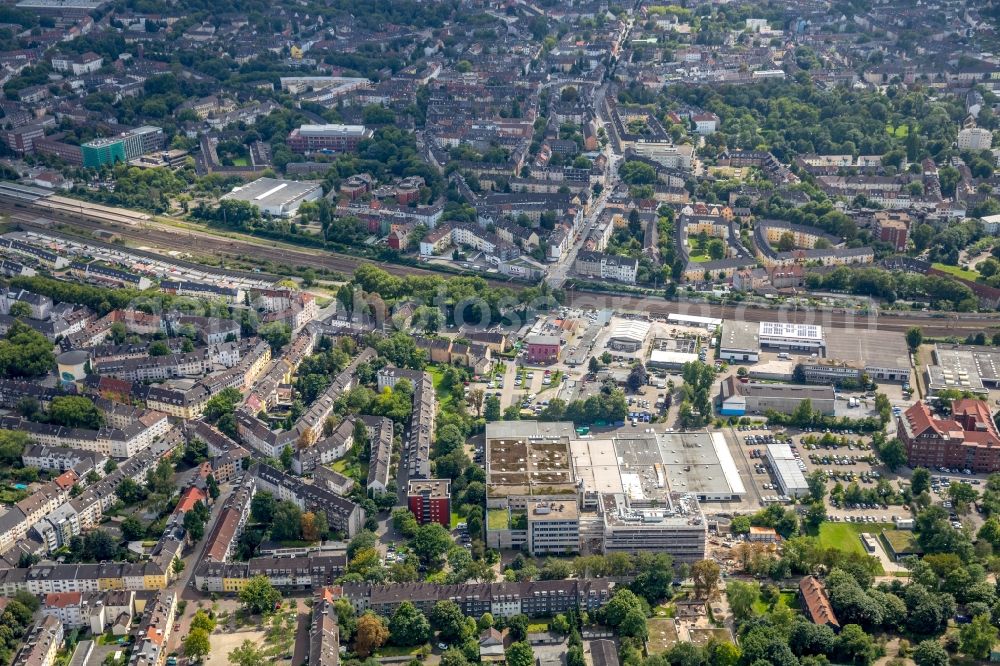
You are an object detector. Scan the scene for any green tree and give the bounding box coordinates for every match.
[877,438,908,472]
[121,516,145,541]
[271,501,303,541]
[806,469,827,502]
[183,628,211,661]
[0,321,55,377]
[835,624,877,665]
[190,610,216,633]
[48,396,104,429]
[0,431,30,464]
[238,575,281,615]
[588,356,600,374]
[389,601,431,646]
[959,613,997,659]
[430,600,469,644]
[228,640,266,666]
[913,639,949,666]
[505,642,534,666]
[251,492,276,523]
[412,523,452,565]
[731,515,751,535]
[8,301,31,318]
[484,395,502,422]
[727,581,759,621]
[911,467,931,496]
[906,327,923,350]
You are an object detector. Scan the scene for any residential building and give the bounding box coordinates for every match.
[958,127,993,152]
[575,251,638,284]
[12,616,63,666]
[525,335,560,364]
[799,576,839,631]
[407,479,451,527]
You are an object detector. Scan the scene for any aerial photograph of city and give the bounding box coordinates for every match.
[0,0,999,665]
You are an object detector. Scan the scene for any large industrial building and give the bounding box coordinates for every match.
[718,321,760,362]
[607,319,651,353]
[720,321,824,362]
[484,421,746,560]
[220,177,323,218]
[925,344,1000,397]
[720,320,910,385]
[757,322,824,353]
[718,376,835,416]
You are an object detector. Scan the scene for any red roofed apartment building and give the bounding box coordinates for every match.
[799,576,840,631]
[898,399,1000,473]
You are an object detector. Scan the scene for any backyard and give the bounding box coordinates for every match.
[932,262,980,281]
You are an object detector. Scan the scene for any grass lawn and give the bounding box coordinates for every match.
[886,123,910,138]
[817,522,893,572]
[527,621,550,633]
[427,365,454,405]
[752,592,799,616]
[231,156,249,166]
[487,508,509,530]
[932,262,980,281]
[450,511,461,528]
[653,603,676,618]
[686,239,712,263]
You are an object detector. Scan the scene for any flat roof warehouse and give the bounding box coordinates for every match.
[486,422,746,504]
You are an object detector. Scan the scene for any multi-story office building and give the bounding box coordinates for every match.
[82,127,164,168]
[287,124,372,153]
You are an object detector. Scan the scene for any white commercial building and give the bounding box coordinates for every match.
[667,313,722,330]
[758,322,824,353]
[608,320,651,353]
[220,177,323,218]
[765,442,808,498]
[719,320,760,363]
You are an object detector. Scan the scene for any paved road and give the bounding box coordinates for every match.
[726,426,764,507]
[165,480,235,653]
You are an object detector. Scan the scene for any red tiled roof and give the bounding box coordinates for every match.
[45,592,82,608]
[174,486,207,514]
[799,576,839,628]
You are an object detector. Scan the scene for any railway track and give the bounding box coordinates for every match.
[3,196,1000,335]
[563,291,1000,336]
[0,200,515,286]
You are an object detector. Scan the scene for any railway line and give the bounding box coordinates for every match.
[563,291,1000,336]
[1,191,999,335]
[0,199,513,286]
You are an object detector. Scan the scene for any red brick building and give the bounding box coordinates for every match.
[525,335,560,364]
[898,399,1000,472]
[407,479,451,527]
[874,211,910,252]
